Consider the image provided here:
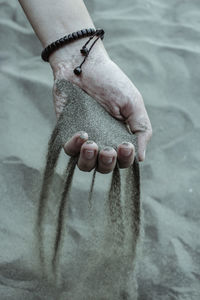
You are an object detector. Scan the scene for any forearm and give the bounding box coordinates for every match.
[19,0,96,46]
[19,0,108,68]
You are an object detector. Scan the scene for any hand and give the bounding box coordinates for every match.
[50,40,152,173]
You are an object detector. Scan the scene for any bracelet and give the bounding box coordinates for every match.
[41,28,105,76]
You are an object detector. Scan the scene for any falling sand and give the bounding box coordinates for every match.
[34,80,143,299]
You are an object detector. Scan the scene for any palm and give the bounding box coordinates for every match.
[53,57,152,162]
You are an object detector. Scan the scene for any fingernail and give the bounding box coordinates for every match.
[102,156,113,164]
[84,149,95,159]
[76,132,88,145]
[121,147,132,157]
[101,147,114,164]
[78,131,87,139]
[103,146,113,151]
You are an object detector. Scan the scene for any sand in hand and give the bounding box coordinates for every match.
[34,80,142,299]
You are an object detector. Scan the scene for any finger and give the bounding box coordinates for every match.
[124,93,152,161]
[117,142,135,168]
[136,131,152,161]
[97,147,117,174]
[77,140,98,172]
[63,131,88,156]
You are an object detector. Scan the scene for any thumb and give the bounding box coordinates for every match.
[136,132,148,161]
[125,97,152,162]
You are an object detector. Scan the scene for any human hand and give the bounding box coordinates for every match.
[50,40,152,173]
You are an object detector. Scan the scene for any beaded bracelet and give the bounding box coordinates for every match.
[41,28,105,76]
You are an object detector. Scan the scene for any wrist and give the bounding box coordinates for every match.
[49,37,109,79]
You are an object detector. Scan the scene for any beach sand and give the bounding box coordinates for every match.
[35,80,141,299]
[0,0,200,299]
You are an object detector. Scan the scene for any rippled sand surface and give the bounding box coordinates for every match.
[0,0,200,299]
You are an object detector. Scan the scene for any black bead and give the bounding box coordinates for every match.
[95,28,100,35]
[55,40,60,46]
[41,27,105,63]
[86,28,93,35]
[96,29,104,36]
[80,46,89,56]
[51,42,57,49]
[68,34,73,41]
[48,44,54,51]
[85,28,90,35]
[72,32,78,39]
[41,51,47,61]
[81,29,87,36]
[59,37,65,44]
[74,66,82,76]
[77,30,83,37]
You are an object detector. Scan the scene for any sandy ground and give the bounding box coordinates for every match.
[0,0,200,299]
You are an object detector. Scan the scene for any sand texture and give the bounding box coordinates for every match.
[35,80,141,299]
[0,0,200,299]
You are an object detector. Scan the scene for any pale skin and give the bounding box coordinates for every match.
[19,0,152,174]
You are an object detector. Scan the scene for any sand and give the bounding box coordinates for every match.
[0,0,200,299]
[35,80,141,299]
